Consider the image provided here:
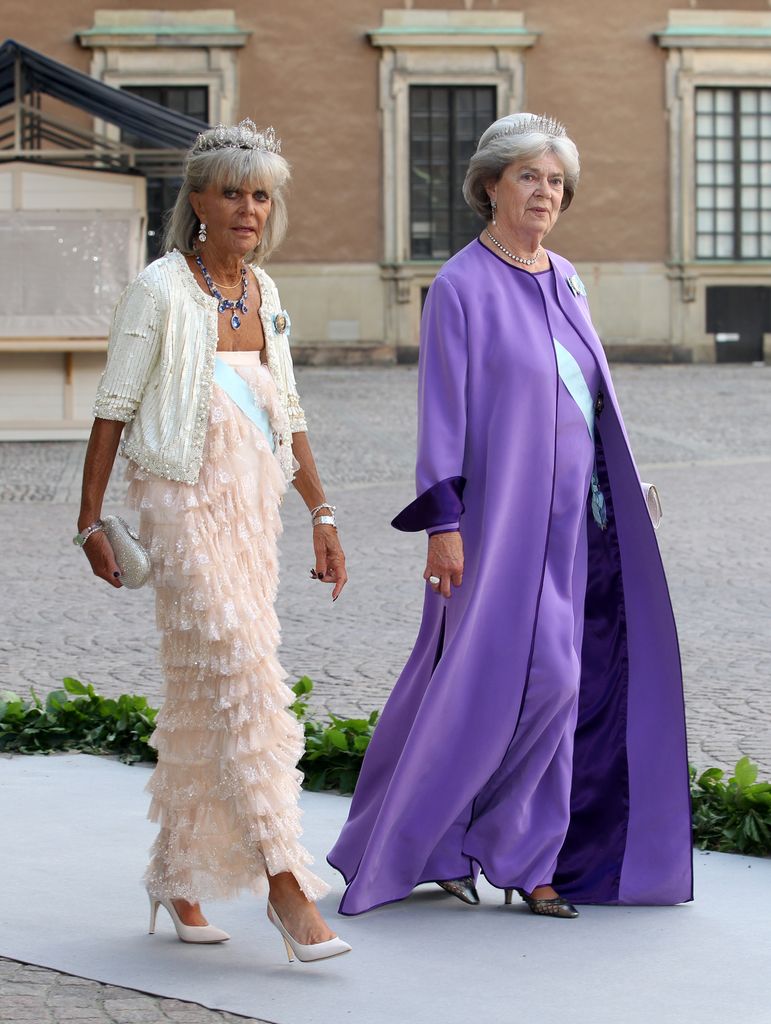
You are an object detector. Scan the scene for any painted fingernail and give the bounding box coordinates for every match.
[317,571,325,579]
[113,571,121,578]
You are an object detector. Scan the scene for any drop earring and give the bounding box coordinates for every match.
[491,199,497,226]
[198,221,207,243]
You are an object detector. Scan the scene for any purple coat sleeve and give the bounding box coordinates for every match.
[392,275,468,533]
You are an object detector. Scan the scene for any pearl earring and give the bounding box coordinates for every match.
[491,199,497,226]
[198,221,207,243]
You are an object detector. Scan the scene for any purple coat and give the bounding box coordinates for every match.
[328,240,693,915]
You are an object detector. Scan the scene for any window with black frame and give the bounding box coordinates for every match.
[409,85,496,260]
[121,85,209,261]
[695,87,771,260]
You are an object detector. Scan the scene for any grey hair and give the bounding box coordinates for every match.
[463,113,580,219]
[163,131,291,264]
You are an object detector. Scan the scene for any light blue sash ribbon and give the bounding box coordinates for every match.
[214,356,275,452]
[553,338,607,530]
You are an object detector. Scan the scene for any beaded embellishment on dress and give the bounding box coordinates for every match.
[127,359,328,904]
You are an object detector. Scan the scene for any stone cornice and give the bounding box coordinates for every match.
[78,26,250,48]
[77,10,249,49]
[657,26,771,49]
[369,10,538,49]
[656,11,771,50]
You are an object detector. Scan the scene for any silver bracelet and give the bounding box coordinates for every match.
[72,520,104,547]
[312,515,337,528]
[310,502,336,518]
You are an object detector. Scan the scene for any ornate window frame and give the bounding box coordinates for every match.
[77,9,251,137]
[657,11,771,273]
[655,10,771,359]
[368,9,538,349]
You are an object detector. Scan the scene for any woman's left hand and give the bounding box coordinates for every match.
[312,525,348,601]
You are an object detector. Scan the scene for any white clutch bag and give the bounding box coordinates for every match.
[641,482,662,530]
[101,515,151,589]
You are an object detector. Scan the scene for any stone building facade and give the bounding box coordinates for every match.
[2,2,771,434]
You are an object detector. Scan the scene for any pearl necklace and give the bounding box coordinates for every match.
[485,230,541,267]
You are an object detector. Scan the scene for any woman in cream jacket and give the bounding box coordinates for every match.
[76,120,350,964]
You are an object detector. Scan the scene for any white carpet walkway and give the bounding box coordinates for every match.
[1,754,768,1024]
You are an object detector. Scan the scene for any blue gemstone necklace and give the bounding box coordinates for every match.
[195,255,248,329]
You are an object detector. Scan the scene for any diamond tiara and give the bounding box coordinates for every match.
[487,114,567,144]
[192,119,282,155]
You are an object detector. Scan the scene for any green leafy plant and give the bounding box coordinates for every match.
[690,757,771,857]
[0,676,378,793]
[0,678,157,764]
[3,677,770,855]
[291,676,379,794]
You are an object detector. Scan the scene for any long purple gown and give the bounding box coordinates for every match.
[328,241,693,915]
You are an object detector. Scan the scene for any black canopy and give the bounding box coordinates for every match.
[0,39,208,148]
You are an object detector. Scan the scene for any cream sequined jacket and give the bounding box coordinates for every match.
[93,250,306,484]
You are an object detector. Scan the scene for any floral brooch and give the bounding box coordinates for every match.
[566,274,587,298]
[272,310,291,336]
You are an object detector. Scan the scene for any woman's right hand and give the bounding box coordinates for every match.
[82,531,123,588]
[77,418,126,588]
[424,531,464,599]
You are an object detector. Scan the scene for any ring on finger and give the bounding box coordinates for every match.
[428,575,441,586]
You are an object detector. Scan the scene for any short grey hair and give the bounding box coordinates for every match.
[163,129,291,264]
[463,113,580,220]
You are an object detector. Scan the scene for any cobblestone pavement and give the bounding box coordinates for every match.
[0,364,770,1020]
[0,364,769,771]
[0,957,268,1023]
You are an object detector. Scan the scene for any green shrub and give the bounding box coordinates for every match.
[0,678,156,764]
[2,678,770,855]
[291,675,379,794]
[0,676,377,795]
[690,757,771,857]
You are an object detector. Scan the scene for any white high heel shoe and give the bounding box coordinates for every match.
[267,901,351,963]
[148,893,230,944]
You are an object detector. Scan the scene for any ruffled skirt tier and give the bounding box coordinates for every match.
[127,364,328,904]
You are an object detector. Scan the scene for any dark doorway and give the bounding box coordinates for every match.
[706,286,770,362]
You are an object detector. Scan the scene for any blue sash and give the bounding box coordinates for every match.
[553,338,607,530]
[214,356,275,452]
[554,339,595,440]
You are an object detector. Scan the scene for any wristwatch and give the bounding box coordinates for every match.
[73,520,104,547]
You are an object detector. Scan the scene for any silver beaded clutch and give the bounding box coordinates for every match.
[641,483,663,530]
[101,515,151,589]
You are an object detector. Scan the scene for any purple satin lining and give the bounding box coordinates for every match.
[554,432,631,902]
[391,476,466,532]
[427,522,460,536]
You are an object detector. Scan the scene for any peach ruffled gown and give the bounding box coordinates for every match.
[126,350,329,904]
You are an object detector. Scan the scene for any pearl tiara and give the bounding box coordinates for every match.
[192,119,282,155]
[487,114,567,144]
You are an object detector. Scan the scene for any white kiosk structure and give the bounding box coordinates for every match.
[0,40,207,438]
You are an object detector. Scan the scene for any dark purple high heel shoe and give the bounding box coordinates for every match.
[504,887,578,918]
[436,876,480,905]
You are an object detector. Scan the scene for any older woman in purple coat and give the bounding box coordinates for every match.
[328,113,693,918]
